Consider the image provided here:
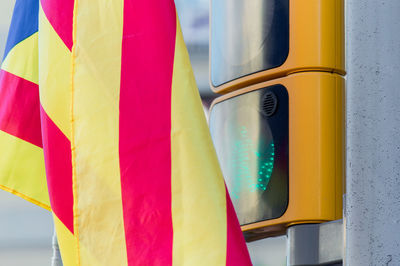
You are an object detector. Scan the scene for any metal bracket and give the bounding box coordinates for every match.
[287,220,343,266]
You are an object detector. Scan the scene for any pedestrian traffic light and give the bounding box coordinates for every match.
[209,72,344,239]
[210,0,344,94]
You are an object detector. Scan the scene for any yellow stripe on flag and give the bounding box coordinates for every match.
[1,33,39,85]
[171,20,227,265]
[38,6,72,139]
[0,130,50,209]
[53,214,78,266]
[71,0,127,265]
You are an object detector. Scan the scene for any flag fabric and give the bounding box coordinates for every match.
[0,0,50,209]
[1,0,252,265]
[38,0,77,263]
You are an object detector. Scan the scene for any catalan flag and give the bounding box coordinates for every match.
[1,0,252,265]
[0,0,49,209]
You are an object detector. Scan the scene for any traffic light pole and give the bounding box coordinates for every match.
[346,0,400,265]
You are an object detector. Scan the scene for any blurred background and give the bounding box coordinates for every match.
[174,0,218,107]
[0,0,215,265]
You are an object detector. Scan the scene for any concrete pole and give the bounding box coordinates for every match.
[346,0,400,265]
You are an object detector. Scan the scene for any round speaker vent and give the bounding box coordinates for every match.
[261,91,278,117]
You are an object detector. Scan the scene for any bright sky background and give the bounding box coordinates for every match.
[0,0,15,59]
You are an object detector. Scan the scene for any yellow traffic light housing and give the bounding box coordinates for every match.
[209,72,344,239]
[210,0,344,94]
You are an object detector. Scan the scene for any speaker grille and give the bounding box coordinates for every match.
[261,91,278,117]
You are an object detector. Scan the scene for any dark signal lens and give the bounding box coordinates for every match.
[209,85,289,225]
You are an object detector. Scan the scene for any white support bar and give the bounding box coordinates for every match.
[51,228,62,266]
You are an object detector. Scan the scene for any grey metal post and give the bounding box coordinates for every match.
[51,228,63,266]
[346,0,400,265]
[287,220,343,266]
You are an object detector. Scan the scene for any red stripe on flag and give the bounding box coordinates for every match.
[119,1,176,264]
[225,188,252,265]
[40,0,74,50]
[0,70,42,148]
[40,106,74,233]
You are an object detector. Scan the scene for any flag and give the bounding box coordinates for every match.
[0,0,50,209]
[1,0,252,265]
[38,0,77,263]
